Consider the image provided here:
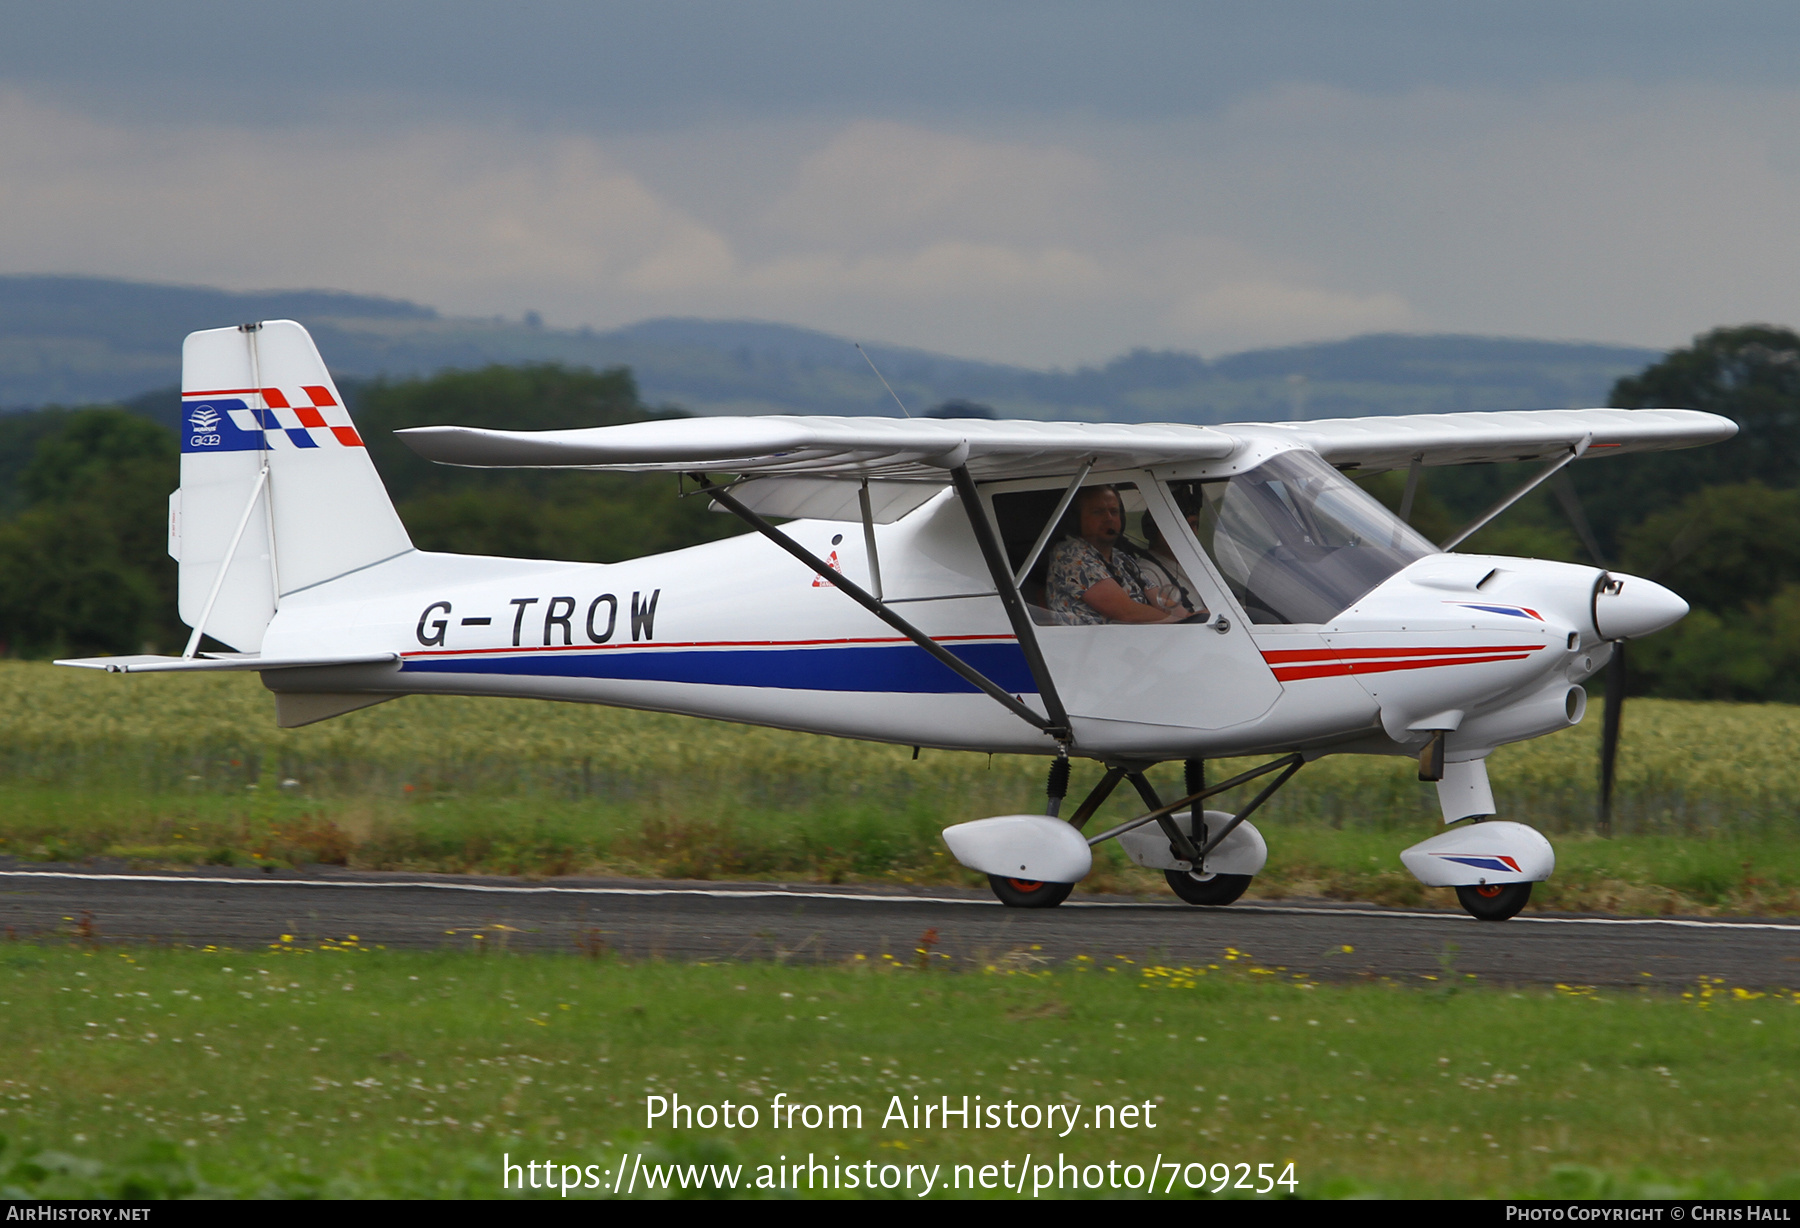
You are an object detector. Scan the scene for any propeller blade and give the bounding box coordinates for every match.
[1598,642,1626,838]
[1552,471,1607,567]
[1552,471,1627,837]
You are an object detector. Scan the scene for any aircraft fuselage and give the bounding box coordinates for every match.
[257,483,1640,769]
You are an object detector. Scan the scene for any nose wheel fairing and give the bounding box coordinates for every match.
[1400,820,1554,892]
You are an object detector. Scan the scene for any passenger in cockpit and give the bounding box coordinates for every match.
[1046,487,1188,625]
[1136,512,1208,622]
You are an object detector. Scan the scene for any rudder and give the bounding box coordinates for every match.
[171,321,411,653]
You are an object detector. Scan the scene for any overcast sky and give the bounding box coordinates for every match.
[5,1,1800,367]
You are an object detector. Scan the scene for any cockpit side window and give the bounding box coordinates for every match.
[991,482,1199,626]
[1170,451,1437,625]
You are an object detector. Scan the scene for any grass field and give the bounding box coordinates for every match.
[7,664,1800,1200]
[5,663,1800,914]
[0,943,1795,1199]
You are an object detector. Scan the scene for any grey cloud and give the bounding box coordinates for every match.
[7,7,1800,366]
[8,1,1800,131]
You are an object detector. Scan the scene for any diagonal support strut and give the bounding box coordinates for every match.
[1441,436,1591,551]
[946,464,1073,743]
[697,476,1057,737]
[1084,753,1305,858]
[1125,771,1205,868]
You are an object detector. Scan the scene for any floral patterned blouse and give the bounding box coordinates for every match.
[1046,536,1152,625]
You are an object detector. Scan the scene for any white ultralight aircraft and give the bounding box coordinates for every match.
[61,321,1736,920]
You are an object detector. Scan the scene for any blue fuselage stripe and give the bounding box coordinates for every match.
[399,641,1039,694]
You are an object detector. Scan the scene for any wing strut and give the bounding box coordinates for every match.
[1013,459,1093,586]
[1440,435,1590,550]
[697,476,1061,739]
[946,465,1073,743]
[857,479,883,601]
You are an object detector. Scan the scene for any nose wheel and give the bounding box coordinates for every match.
[988,875,1074,908]
[1455,881,1532,921]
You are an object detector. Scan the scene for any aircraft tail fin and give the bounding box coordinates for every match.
[171,321,412,653]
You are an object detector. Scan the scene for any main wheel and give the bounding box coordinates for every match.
[1164,870,1252,906]
[988,875,1074,909]
[1455,881,1531,921]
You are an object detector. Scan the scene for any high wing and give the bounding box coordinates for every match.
[1240,407,1736,471]
[398,407,1735,489]
[398,417,1239,482]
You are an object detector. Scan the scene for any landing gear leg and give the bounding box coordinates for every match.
[1161,757,1253,904]
[1045,752,1071,818]
[1083,753,1303,908]
[1063,766,1126,831]
[1126,765,1256,906]
[1185,757,1205,800]
[986,757,1104,908]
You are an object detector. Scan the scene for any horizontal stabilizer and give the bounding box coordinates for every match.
[56,652,399,674]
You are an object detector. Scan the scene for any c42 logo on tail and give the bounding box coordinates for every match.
[180,386,364,452]
[188,404,224,446]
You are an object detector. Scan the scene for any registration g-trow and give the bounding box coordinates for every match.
[61,321,1735,920]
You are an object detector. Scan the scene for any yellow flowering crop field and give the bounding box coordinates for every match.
[2,663,1798,913]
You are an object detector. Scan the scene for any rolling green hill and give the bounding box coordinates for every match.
[0,275,1657,423]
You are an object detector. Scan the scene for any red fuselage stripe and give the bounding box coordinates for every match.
[1262,644,1545,664]
[1270,652,1535,681]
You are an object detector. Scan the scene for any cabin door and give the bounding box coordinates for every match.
[987,474,1283,734]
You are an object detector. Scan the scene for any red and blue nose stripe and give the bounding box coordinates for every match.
[1435,854,1523,873]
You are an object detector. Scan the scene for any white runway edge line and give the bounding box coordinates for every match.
[3,870,1798,933]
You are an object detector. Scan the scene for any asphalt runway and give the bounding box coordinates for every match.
[2,863,1797,989]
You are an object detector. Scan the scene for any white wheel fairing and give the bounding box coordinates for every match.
[1399,820,1554,887]
[1117,810,1267,876]
[942,815,1093,884]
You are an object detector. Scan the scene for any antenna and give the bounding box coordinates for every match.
[855,343,913,418]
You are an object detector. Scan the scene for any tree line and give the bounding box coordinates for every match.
[0,365,739,658]
[1360,325,1800,701]
[1,328,1797,700]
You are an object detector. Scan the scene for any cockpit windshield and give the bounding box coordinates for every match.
[1171,451,1437,625]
